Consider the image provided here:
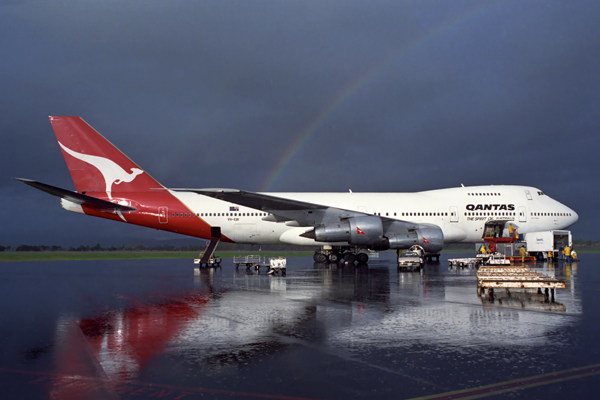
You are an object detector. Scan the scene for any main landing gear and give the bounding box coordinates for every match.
[313,247,369,264]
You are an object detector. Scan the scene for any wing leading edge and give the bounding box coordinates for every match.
[187,188,374,227]
[187,188,421,231]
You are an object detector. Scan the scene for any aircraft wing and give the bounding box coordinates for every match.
[189,188,357,226]
[14,178,138,213]
[188,188,419,230]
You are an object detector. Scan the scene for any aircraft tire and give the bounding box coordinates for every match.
[314,253,327,263]
[329,252,340,263]
[343,252,355,263]
[357,253,369,263]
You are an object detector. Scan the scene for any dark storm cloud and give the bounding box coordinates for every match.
[1,0,599,245]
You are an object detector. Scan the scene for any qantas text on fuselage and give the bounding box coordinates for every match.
[466,204,515,211]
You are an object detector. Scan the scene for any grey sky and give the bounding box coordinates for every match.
[1,0,599,246]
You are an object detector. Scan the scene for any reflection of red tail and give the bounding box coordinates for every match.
[50,293,210,398]
[49,318,118,400]
[49,116,164,197]
[82,294,210,379]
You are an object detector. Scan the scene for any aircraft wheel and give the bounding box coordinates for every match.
[343,252,355,263]
[356,253,369,263]
[328,252,340,263]
[314,253,327,263]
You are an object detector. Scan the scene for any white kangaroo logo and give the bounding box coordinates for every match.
[59,142,144,200]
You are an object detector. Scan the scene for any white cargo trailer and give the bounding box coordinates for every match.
[524,230,572,260]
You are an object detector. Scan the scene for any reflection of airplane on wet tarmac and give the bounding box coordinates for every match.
[34,260,580,400]
[16,117,578,263]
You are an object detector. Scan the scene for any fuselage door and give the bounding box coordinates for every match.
[158,207,168,224]
[525,190,532,200]
[519,206,527,223]
[450,206,459,222]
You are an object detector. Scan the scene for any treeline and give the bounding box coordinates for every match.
[3,240,597,253]
[573,240,600,247]
[0,244,207,252]
[0,243,315,252]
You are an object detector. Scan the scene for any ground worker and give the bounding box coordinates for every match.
[558,246,564,260]
[564,245,571,262]
[480,244,487,255]
[571,248,577,261]
[519,245,527,264]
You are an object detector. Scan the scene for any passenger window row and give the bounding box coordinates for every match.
[171,212,269,217]
[465,212,514,216]
[170,210,571,218]
[374,212,449,217]
[531,212,571,217]
[467,193,501,196]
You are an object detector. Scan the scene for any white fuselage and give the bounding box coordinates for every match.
[169,185,578,246]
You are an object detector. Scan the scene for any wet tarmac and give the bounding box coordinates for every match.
[0,252,598,399]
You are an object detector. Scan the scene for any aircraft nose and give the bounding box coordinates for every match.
[571,209,579,224]
[564,205,579,226]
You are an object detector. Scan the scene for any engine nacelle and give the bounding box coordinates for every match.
[387,231,419,249]
[313,220,351,243]
[309,218,443,252]
[387,225,444,253]
[416,225,444,253]
[348,215,384,246]
[313,215,385,247]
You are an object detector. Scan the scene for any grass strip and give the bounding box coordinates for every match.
[0,251,312,262]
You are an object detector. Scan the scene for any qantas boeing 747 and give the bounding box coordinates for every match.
[16,116,578,263]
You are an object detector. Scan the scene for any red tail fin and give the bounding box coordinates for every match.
[49,116,163,198]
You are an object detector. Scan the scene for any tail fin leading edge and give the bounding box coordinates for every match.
[49,116,163,198]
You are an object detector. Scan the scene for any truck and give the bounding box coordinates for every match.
[523,230,572,260]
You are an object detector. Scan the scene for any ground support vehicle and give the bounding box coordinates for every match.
[448,257,480,269]
[523,230,572,260]
[234,255,268,270]
[267,257,287,275]
[398,251,424,270]
[194,236,221,267]
[476,265,565,302]
[194,254,222,267]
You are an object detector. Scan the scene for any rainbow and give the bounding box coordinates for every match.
[260,0,507,192]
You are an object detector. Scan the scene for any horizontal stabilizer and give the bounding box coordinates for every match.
[14,178,137,212]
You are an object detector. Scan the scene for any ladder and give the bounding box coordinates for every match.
[197,227,221,265]
[199,237,220,264]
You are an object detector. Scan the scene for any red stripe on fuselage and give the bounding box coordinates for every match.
[81,190,233,242]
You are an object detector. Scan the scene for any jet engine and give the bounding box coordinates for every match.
[305,215,385,247]
[387,224,444,253]
[303,216,444,252]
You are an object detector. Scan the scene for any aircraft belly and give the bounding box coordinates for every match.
[231,223,257,243]
[442,224,468,243]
